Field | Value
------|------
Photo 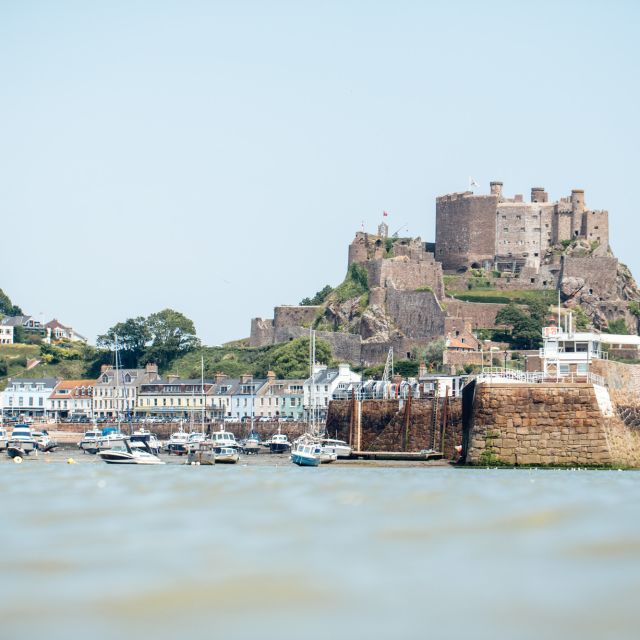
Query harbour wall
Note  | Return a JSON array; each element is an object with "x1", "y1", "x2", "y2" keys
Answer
[
  {"x1": 326, "y1": 398, "x2": 463, "y2": 459},
  {"x1": 463, "y1": 381, "x2": 640, "y2": 467}
]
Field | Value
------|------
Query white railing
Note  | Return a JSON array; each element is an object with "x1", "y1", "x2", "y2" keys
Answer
[{"x1": 473, "y1": 367, "x2": 606, "y2": 387}]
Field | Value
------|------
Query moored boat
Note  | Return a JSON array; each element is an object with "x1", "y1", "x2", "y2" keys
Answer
[
  {"x1": 0, "y1": 425, "x2": 8, "y2": 451},
  {"x1": 209, "y1": 427, "x2": 238, "y2": 450},
  {"x1": 97, "y1": 438, "x2": 164, "y2": 465},
  {"x1": 270, "y1": 430, "x2": 291, "y2": 454},
  {"x1": 6, "y1": 424, "x2": 37, "y2": 456},
  {"x1": 131, "y1": 428, "x2": 162, "y2": 455},
  {"x1": 320, "y1": 438, "x2": 351, "y2": 459},
  {"x1": 290, "y1": 442, "x2": 320, "y2": 467},
  {"x1": 165, "y1": 428, "x2": 189, "y2": 455},
  {"x1": 78, "y1": 429, "x2": 102, "y2": 454}
]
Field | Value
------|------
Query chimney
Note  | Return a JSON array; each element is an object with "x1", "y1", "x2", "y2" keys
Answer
[
  {"x1": 418, "y1": 362, "x2": 428, "y2": 379},
  {"x1": 514, "y1": 194, "x2": 524, "y2": 203},
  {"x1": 338, "y1": 363, "x2": 350, "y2": 376},
  {"x1": 240, "y1": 373, "x2": 253, "y2": 384},
  {"x1": 100, "y1": 364, "x2": 110, "y2": 373},
  {"x1": 489, "y1": 181, "x2": 503, "y2": 200},
  {"x1": 531, "y1": 187, "x2": 548, "y2": 203},
  {"x1": 214, "y1": 372, "x2": 227, "y2": 384},
  {"x1": 167, "y1": 374, "x2": 179, "y2": 382},
  {"x1": 145, "y1": 363, "x2": 158, "y2": 375},
  {"x1": 267, "y1": 370, "x2": 276, "y2": 382}
]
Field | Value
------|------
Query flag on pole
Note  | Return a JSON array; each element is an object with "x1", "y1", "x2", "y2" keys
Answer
[
  {"x1": 469, "y1": 177, "x2": 479, "y2": 188},
  {"x1": 383, "y1": 211, "x2": 388, "y2": 217}
]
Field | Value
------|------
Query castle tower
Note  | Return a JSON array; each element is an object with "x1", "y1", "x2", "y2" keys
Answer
[
  {"x1": 490, "y1": 181, "x2": 504, "y2": 201},
  {"x1": 571, "y1": 189, "x2": 585, "y2": 238},
  {"x1": 531, "y1": 187, "x2": 548, "y2": 203},
  {"x1": 377, "y1": 222, "x2": 389, "y2": 238}
]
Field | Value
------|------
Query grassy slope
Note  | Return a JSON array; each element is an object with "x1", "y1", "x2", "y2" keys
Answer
[{"x1": 447, "y1": 289, "x2": 556, "y2": 305}]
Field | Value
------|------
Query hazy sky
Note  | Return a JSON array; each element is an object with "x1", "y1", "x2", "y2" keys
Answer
[{"x1": 2, "y1": 1, "x2": 639, "y2": 345}]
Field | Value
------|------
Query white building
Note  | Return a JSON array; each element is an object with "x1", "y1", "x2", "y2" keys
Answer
[
  {"x1": 0, "y1": 324, "x2": 13, "y2": 344},
  {"x1": 48, "y1": 380, "x2": 94, "y2": 419},
  {"x1": 44, "y1": 319, "x2": 87, "y2": 343},
  {"x1": 93, "y1": 364, "x2": 160, "y2": 419},
  {"x1": 539, "y1": 327, "x2": 624, "y2": 377},
  {"x1": 229, "y1": 374, "x2": 267, "y2": 420},
  {"x1": 255, "y1": 372, "x2": 305, "y2": 420},
  {"x1": 2, "y1": 378, "x2": 58, "y2": 417},
  {"x1": 304, "y1": 363, "x2": 361, "y2": 418}
]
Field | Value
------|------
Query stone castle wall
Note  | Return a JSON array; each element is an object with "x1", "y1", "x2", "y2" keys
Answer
[
  {"x1": 442, "y1": 300, "x2": 506, "y2": 329},
  {"x1": 249, "y1": 318, "x2": 275, "y2": 347},
  {"x1": 435, "y1": 192, "x2": 498, "y2": 270},
  {"x1": 464, "y1": 382, "x2": 640, "y2": 467},
  {"x1": 273, "y1": 325, "x2": 362, "y2": 363},
  {"x1": 385, "y1": 289, "x2": 445, "y2": 339},
  {"x1": 563, "y1": 256, "x2": 618, "y2": 299},
  {"x1": 366, "y1": 256, "x2": 445, "y2": 298},
  {"x1": 273, "y1": 305, "x2": 322, "y2": 331}
]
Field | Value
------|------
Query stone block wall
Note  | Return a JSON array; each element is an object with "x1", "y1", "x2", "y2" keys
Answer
[
  {"x1": 442, "y1": 300, "x2": 506, "y2": 329},
  {"x1": 464, "y1": 382, "x2": 640, "y2": 467},
  {"x1": 273, "y1": 305, "x2": 322, "y2": 331},
  {"x1": 326, "y1": 398, "x2": 463, "y2": 458},
  {"x1": 367, "y1": 256, "x2": 445, "y2": 298},
  {"x1": 562, "y1": 256, "x2": 618, "y2": 299},
  {"x1": 273, "y1": 325, "x2": 362, "y2": 363},
  {"x1": 249, "y1": 318, "x2": 275, "y2": 347},
  {"x1": 385, "y1": 289, "x2": 445, "y2": 339}
]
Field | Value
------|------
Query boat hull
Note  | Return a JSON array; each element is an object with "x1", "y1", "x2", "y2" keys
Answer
[
  {"x1": 291, "y1": 453, "x2": 320, "y2": 467},
  {"x1": 97, "y1": 451, "x2": 164, "y2": 465},
  {"x1": 270, "y1": 443, "x2": 291, "y2": 454},
  {"x1": 7, "y1": 446, "x2": 26, "y2": 459}
]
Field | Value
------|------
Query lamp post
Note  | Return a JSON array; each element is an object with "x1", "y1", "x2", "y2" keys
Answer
[{"x1": 503, "y1": 350, "x2": 508, "y2": 371}]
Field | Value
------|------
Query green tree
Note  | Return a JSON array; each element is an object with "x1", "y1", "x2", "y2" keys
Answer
[
  {"x1": 144, "y1": 309, "x2": 200, "y2": 369},
  {"x1": 0, "y1": 288, "x2": 22, "y2": 316},
  {"x1": 300, "y1": 285, "x2": 333, "y2": 306},
  {"x1": 495, "y1": 303, "x2": 544, "y2": 349},
  {"x1": 604, "y1": 318, "x2": 628, "y2": 335},
  {"x1": 13, "y1": 325, "x2": 27, "y2": 344},
  {"x1": 257, "y1": 337, "x2": 332, "y2": 379},
  {"x1": 97, "y1": 316, "x2": 150, "y2": 368}
]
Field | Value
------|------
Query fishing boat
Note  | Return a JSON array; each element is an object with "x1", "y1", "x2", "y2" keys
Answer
[
  {"x1": 290, "y1": 442, "x2": 321, "y2": 467},
  {"x1": 213, "y1": 446, "x2": 239, "y2": 464},
  {"x1": 165, "y1": 428, "x2": 189, "y2": 455},
  {"x1": 241, "y1": 433, "x2": 261, "y2": 455},
  {"x1": 209, "y1": 427, "x2": 238, "y2": 449},
  {"x1": 78, "y1": 428, "x2": 103, "y2": 454},
  {"x1": 269, "y1": 429, "x2": 291, "y2": 454},
  {"x1": 294, "y1": 433, "x2": 338, "y2": 463},
  {"x1": 6, "y1": 424, "x2": 37, "y2": 457},
  {"x1": 97, "y1": 438, "x2": 164, "y2": 465}
]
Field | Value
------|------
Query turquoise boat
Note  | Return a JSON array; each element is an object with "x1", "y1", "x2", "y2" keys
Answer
[{"x1": 291, "y1": 443, "x2": 321, "y2": 467}]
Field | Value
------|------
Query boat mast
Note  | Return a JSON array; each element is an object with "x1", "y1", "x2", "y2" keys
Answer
[
  {"x1": 115, "y1": 334, "x2": 122, "y2": 432},
  {"x1": 201, "y1": 354, "x2": 205, "y2": 434}
]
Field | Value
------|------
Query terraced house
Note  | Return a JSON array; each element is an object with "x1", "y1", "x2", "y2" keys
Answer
[
  {"x1": 255, "y1": 371, "x2": 305, "y2": 420},
  {"x1": 1, "y1": 377, "x2": 58, "y2": 417},
  {"x1": 48, "y1": 380, "x2": 94, "y2": 420},
  {"x1": 136, "y1": 376, "x2": 214, "y2": 420},
  {"x1": 93, "y1": 363, "x2": 160, "y2": 419}
]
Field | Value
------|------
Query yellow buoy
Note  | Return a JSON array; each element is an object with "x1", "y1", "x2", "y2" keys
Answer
[
  {"x1": 13, "y1": 456, "x2": 23, "y2": 464},
  {"x1": 67, "y1": 458, "x2": 76, "y2": 465}
]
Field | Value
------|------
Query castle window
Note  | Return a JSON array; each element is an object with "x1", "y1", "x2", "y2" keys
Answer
[
  {"x1": 516, "y1": 215, "x2": 521, "y2": 220},
  {"x1": 530, "y1": 279, "x2": 535, "y2": 284},
  {"x1": 594, "y1": 226, "x2": 599, "y2": 230},
  {"x1": 503, "y1": 227, "x2": 508, "y2": 232},
  {"x1": 534, "y1": 253, "x2": 539, "y2": 257},
  {"x1": 520, "y1": 227, "x2": 525, "y2": 232},
  {"x1": 502, "y1": 215, "x2": 506, "y2": 220}
]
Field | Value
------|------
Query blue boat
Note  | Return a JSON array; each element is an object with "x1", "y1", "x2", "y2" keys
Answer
[{"x1": 291, "y1": 443, "x2": 321, "y2": 467}]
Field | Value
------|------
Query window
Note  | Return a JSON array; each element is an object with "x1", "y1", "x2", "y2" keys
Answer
[{"x1": 503, "y1": 227, "x2": 509, "y2": 232}]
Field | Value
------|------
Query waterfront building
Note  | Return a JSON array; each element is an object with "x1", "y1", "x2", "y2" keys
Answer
[
  {"x1": 229, "y1": 374, "x2": 267, "y2": 421},
  {"x1": 0, "y1": 323, "x2": 13, "y2": 344},
  {"x1": 255, "y1": 371, "x2": 305, "y2": 420},
  {"x1": 205, "y1": 375, "x2": 239, "y2": 420},
  {"x1": 2, "y1": 377, "x2": 58, "y2": 417},
  {"x1": 48, "y1": 380, "x2": 94, "y2": 420},
  {"x1": 136, "y1": 376, "x2": 214, "y2": 420},
  {"x1": 304, "y1": 363, "x2": 361, "y2": 419},
  {"x1": 93, "y1": 363, "x2": 160, "y2": 419}
]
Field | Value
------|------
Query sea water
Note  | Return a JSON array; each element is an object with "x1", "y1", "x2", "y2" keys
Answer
[{"x1": 0, "y1": 457, "x2": 638, "y2": 640}]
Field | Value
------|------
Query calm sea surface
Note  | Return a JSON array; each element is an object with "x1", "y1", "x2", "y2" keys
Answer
[{"x1": 1, "y1": 454, "x2": 639, "y2": 640}]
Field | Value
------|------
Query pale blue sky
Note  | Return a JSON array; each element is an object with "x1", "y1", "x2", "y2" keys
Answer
[{"x1": 1, "y1": 0, "x2": 639, "y2": 344}]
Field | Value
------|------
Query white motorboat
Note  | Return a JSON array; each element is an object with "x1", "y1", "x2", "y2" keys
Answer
[
  {"x1": 214, "y1": 446, "x2": 239, "y2": 464},
  {"x1": 32, "y1": 430, "x2": 57, "y2": 452},
  {"x1": 78, "y1": 429, "x2": 103, "y2": 454},
  {"x1": 241, "y1": 434, "x2": 261, "y2": 455},
  {"x1": 165, "y1": 428, "x2": 189, "y2": 455},
  {"x1": 97, "y1": 438, "x2": 164, "y2": 465},
  {"x1": 320, "y1": 438, "x2": 351, "y2": 459},
  {"x1": 96, "y1": 428, "x2": 126, "y2": 452},
  {"x1": 186, "y1": 431, "x2": 207, "y2": 452},
  {"x1": 294, "y1": 433, "x2": 338, "y2": 463},
  {"x1": 209, "y1": 428, "x2": 238, "y2": 449},
  {"x1": 131, "y1": 428, "x2": 162, "y2": 455},
  {"x1": 0, "y1": 425, "x2": 8, "y2": 451},
  {"x1": 7, "y1": 424, "x2": 37, "y2": 457}
]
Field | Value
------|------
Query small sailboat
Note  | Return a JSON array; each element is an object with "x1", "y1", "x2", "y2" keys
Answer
[{"x1": 97, "y1": 438, "x2": 164, "y2": 465}]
